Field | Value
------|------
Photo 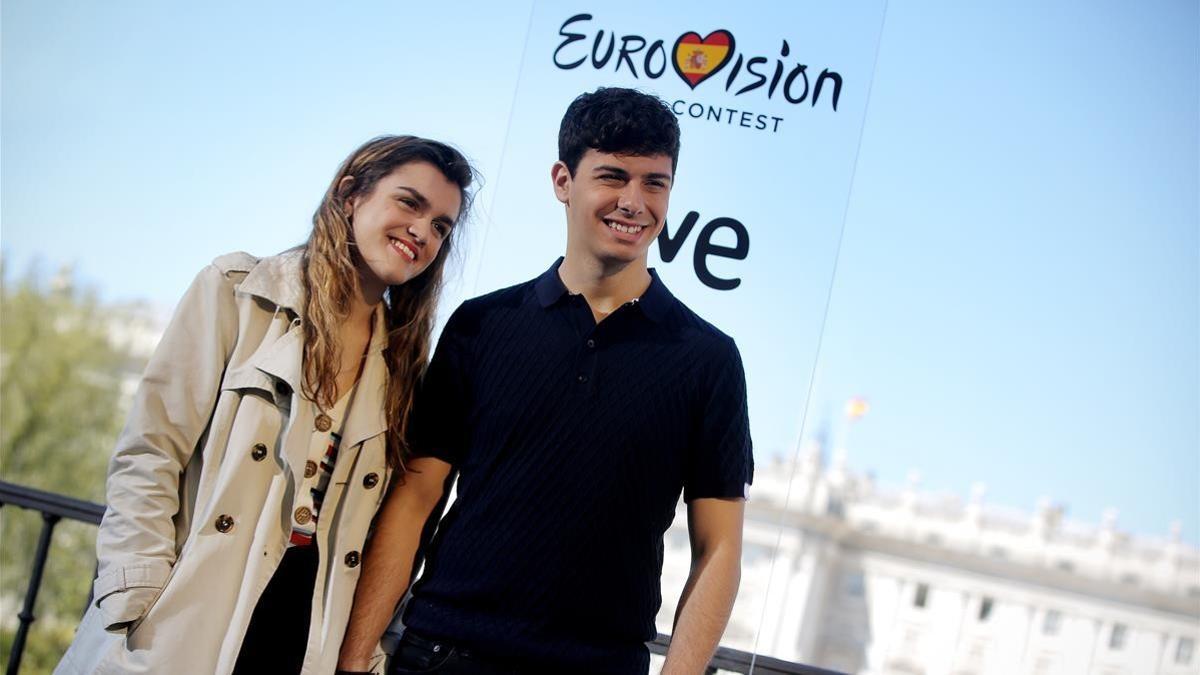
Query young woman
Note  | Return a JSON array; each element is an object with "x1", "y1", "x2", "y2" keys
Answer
[{"x1": 56, "y1": 136, "x2": 475, "y2": 675}]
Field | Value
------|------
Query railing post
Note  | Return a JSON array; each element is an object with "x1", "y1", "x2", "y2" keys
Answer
[{"x1": 8, "y1": 511, "x2": 61, "y2": 675}]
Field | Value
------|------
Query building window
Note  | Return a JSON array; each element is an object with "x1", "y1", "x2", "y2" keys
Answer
[
  {"x1": 1055, "y1": 560, "x2": 1075, "y2": 572},
  {"x1": 978, "y1": 597, "x2": 994, "y2": 621},
  {"x1": 1177, "y1": 637, "x2": 1195, "y2": 664},
  {"x1": 913, "y1": 583, "x2": 929, "y2": 608},
  {"x1": 1109, "y1": 623, "x2": 1127, "y2": 650},
  {"x1": 1042, "y1": 610, "x2": 1061, "y2": 635},
  {"x1": 842, "y1": 570, "x2": 865, "y2": 598}
]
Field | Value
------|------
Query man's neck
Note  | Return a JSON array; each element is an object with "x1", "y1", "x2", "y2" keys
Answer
[{"x1": 558, "y1": 253, "x2": 652, "y2": 319}]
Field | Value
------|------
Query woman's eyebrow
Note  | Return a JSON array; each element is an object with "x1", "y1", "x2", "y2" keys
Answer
[{"x1": 394, "y1": 186, "x2": 430, "y2": 208}]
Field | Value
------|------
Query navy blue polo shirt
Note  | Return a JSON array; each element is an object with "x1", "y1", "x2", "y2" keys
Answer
[{"x1": 403, "y1": 258, "x2": 753, "y2": 674}]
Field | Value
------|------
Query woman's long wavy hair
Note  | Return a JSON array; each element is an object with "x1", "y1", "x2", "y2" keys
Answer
[{"x1": 301, "y1": 135, "x2": 475, "y2": 472}]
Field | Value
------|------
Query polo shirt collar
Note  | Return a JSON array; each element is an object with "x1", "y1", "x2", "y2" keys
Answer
[{"x1": 534, "y1": 257, "x2": 673, "y2": 324}]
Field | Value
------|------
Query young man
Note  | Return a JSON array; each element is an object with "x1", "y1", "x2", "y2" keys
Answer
[{"x1": 338, "y1": 87, "x2": 753, "y2": 674}]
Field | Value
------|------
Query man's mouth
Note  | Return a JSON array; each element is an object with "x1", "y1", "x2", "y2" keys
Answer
[
  {"x1": 388, "y1": 237, "x2": 418, "y2": 261},
  {"x1": 604, "y1": 218, "x2": 647, "y2": 235}
]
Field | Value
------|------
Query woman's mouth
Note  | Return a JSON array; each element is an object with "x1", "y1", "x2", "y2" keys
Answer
[{"x1": 388, "y1": 237, "x2": 417, "y2": 261}]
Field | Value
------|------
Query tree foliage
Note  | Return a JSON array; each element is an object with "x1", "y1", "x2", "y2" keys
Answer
[{"x1": 0, "y1": 258, "x2": 149, "y2": 673}]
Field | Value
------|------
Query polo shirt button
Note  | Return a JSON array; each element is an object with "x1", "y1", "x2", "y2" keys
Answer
[
  {"x1": 294, "y1": 506, "x2": 312, "y2": 525},
  {"x1": 304, "y1": 460, "x2": 318, "y2": 478},
  {"x1": 344, "y1": 551, "x2": 360, "y2": 568},
  {"x1": 577, "y1": 374, "x2": 588, "y2": 383},
  {"x1": 586, "y1": 339, "x2": 596, "y2": 349},
  {"x1": 363, "y1": 473, "x2": 379, "y2": 489},
  {"x1": 315, "y1": 414, "x2": 332, "y2": 432},
  {"x1": 274, "y1": 381, "x2": 291, "y2": 397},
  {"x1": 250, "y1": 443, "x2": 267, "y2": 461},
  {"x1": 214, "y1": 514, "x2": 234, "y2": 533}
]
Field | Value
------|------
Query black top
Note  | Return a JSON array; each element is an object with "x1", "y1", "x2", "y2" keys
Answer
[{"x1": 404, "y1": 259, "x2": 753, "y2": 674}]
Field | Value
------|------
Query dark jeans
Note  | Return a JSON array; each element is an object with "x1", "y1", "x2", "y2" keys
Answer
[
  {"x1": 233, "y1": 544, "x2": 319, "y2": 675},
  {"x1": 388, "y1": 629, "x2": 524, "y2": 675}
]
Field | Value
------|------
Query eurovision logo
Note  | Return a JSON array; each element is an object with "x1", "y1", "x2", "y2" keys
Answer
[{"x1": 553, "y1": 14, "x2": 844, "y2": 113}]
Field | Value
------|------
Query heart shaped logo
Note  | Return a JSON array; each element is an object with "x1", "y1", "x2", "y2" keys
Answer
[{"x1": 672, "y1": 30, "x2": 735, "y2": 90}]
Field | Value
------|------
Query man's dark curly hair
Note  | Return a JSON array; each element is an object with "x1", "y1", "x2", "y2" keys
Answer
[{"x1": 558, "y1": 87, "x2": 681, "y2": 176}]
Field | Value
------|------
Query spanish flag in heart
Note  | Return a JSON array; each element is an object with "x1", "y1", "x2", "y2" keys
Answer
[{"x1": 672, "y1": 30, "x2": 735, "y2": 89}]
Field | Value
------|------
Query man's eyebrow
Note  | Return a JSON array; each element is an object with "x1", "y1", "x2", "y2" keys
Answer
[
  {"x1": 645, "y1": 172, "x2": 673, "y2": 183},
  {"x1": 592, "y1": 165, "x2": 630, "y2": 176},
  {"x1": 394, "y1": 185, "x2": 430, "y2": 208}
]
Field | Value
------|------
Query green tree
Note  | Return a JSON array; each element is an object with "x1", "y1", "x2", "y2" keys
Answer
[{"x1": 0, "y1": 258, "x2": 148, "y2": 673}]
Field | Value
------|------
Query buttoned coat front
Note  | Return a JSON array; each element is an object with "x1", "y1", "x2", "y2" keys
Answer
[{"x1": 56, "y1": 250, "x2": 392, "y2": 675}]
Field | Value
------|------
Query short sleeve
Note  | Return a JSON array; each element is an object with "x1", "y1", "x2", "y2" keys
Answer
[
  {"x1": 684, "y1": 336, "x2": 754, "y2": 502},
  {"x1": 407, "y1": 305, "x2": 474, "y2": 465}
]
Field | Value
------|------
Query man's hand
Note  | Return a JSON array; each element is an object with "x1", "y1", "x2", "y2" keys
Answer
[
  {"x1": 337, "y1": 456, "x2": 453, "y2": 671},
  {"x1": 661, "y1": 497, "x2": 745, "y2": 675}
]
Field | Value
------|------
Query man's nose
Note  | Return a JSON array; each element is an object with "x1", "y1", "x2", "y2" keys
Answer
[{"x1": 617, "y1": 184, "x2": 645, "y2": 215}]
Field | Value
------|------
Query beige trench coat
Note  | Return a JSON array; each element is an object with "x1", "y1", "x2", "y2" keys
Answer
[{"x1": 57, "y1": 250, "x2": 392, "y2": 675}]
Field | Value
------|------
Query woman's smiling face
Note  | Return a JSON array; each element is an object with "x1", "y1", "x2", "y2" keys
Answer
[{"x1": 346, "y1": 160, "x2": 462, "y2": 295}]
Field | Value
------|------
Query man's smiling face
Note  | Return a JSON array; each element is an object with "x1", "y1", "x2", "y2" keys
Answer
[{"x1": 553, "y1": 149, "x2": 674, "y2": 267}]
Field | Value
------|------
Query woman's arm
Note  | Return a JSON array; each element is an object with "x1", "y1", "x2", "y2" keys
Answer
[{"x1": 93, "y1": 261, "x2": 241, "y2": 631}]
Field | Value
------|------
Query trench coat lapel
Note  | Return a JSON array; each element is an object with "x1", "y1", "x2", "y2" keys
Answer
[
  {"x1": 249, "y1": 326, "x2": 304, "y2": 400},
  {"x1": 341, "y1": 307, "x2": 389, "y2": 452},
  {"x1": 236, "y1": 250, "x2": 387, "y2": 458},
  {"x1": 235, "y1": 250, "x2": 306, "y2": 397}
]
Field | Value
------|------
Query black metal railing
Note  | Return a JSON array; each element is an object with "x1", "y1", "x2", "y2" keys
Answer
[
  {"x1": 0, "y1": 480, "x2": 834, "y2": 675},
  {"x1": 647, "y1": 635, "x2": 842, "y2": 674},
  {"x1": 0, "y1": 480, "x2": 105, "y2": 675}
]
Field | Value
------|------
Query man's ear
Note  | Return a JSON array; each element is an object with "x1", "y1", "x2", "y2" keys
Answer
[
  {"x1": 337, "y1": 176, "x2": 356, "y2": 216},
  {"x1": 550, "y1": 161, "x2": 573, "y2": 205}
]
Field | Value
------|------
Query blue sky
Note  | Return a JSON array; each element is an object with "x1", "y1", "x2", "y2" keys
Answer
[{"x1": 3, "y1": 0, "x2": 1196, "y2": 549}]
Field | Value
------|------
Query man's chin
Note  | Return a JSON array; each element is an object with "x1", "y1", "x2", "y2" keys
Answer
[{"x1": 595, "y1": 248, "x2": 648, "y2": 269}]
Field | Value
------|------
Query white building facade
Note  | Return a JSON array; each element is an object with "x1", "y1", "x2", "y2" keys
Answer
[{"x1": 656, "y1": 442, "x2": 1200, "y2": 675}]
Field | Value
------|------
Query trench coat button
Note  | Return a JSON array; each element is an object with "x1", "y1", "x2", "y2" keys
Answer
[
  {"x1": 363, "y1": 473, "x2": 380, "y2": 489},
  {"x1": 344, "y1": 551, "x2": 360, "y2": 568},
  {"x1": 250, "y1": 443, "x2": 268, "y2": 461},
  {"x1": 215, "y1": 514, "x2": 234, "y2": 533},
  {"x1": 294, "y1": 506, "x2": 312, "y2": 525},
  {"x1": 275, "y1": 381, "x2": 291, "y2": 397},
  {"x1": 304, "y1": 460, "x2": 318, "y2": 478},
  {"x1": 315, "y1": 413, "x2": 332, "y2": 432}
]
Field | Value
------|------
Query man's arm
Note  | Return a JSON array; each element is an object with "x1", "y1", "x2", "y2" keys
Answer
[
  {"x1": 337, "y1": 456, "x2": 453, "y2": 671},
  {"x1": 662, "y1": 497, "x2": 746, "y2": 675}
]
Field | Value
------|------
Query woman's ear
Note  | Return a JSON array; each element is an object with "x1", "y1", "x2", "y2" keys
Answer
[{"x1": 338, "y1": 176, "x2": 356, "y2": 216}]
